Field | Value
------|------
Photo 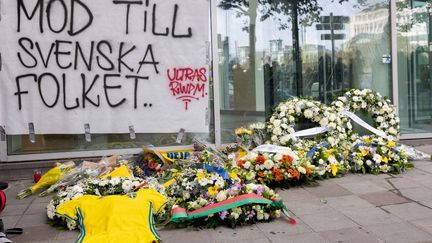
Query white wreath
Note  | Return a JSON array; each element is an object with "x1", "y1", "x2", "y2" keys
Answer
[
  {"x1": 267, "y1": 98, "x2": 352, "y2": 147},
  {"x1": 332, "y1": 89, "x2": 400, "y2": 139}
]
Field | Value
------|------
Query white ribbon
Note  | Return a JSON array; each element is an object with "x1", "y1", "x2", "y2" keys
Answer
[
  {"x1": 341, "y1": 111, "x2": 388, "y2": 139},
  {"x1": 282, "y1": 127, "x2": 331, "y2": 139},
  {"x1": 252, "y1": 144, "x2": 299, "y2": 160}
]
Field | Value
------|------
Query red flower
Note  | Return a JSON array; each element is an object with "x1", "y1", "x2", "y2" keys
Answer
[
  {"x1": 237, "y1": 159, "x2": 246, "y2": 167},
  {"x1": 256, "y1": 155, "x2": 266, "y2": 165},
  {"x1": 282, "y1": 155, "x2": 293, "y2": 165}
]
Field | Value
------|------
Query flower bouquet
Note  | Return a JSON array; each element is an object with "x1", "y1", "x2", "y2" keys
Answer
[
  {"x1": 39, "y1": 155, "x2": 120, "y2": 197},
  {"x1": 165, "y1": 166, "x2": 292, "y2": 228},
  {"x1": 17, "y1": 161, "x2": 76, "y2": 199},
  {"x1": 235, "y1": 151, "x2": 316, "y2": 187},
  {"x1": 349, "y1": 136, "x2": 413, "y2": 174}
]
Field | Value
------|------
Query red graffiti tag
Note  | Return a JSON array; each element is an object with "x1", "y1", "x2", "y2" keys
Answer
[{"x1": 167, "y1": 67, "x2": 208, "y2": 110}]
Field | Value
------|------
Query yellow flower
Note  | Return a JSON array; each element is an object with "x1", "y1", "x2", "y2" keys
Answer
[
  {"x1": 208, "y1": 185, "x2": 220, "y2": 196},
  {"x1": 229, "y1": 172, "x2": 238, "y2": 179},
  {"x1": 297, "y1": 150, "x2": 305, "y2": 156},
  {"x1": 382, "y1": 156, "x2": 389, "y2": 164},
  {"x1": 363, "y1": 137, "x2": 372, "y2": 143},
  {"x1": 387, "y1": 141, "x2": 396, "y2": 148},
  {"x1": 360, "y1": 149, "x2": 369, "y2": 157},
  {"x1": 235, "y1": 127, "x2": 252, "y2": 135},
  {"x1": 325, "y1": 149, "x2": 335, "y2": 158},
  {"x1": 330, "y1": 164, "x2": 338, "y2": 177},
  {"x1": 196, "y1": 172, "x2": 205, "y2": 180}
]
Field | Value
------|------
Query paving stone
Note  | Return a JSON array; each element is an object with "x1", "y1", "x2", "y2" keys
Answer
[
  {"x1": 277, "y1": 187, "x2": 318, "y2": 202},
  {"x1": 214, "y1": 237, "x2": 271, "y2": 243},
  {"x1": 33, "y1": 195, "x2": 54, "y2": 204},
  {"x1": 338, "y1": 181, "x2": 388, "y2": 195},
  {"x1": 56, "y1": 229, "x2": 79, "y2": 240},
  {"x1": 319, "y1": 227, "x2": 384, "y2": 243},
  {"x1": 300, "y1": 211, "x2": 358, "y2": 232},
  {"x1": 388, "y1": 177, "x2": 422, "y2": 190},
  {"x1": 324, "y1": 195, "x2": 375, "y2": 212},
  {"x1": 342, "y1": 207, "x2": 403, "y2": 226},
  {"x1": 286, "y1": 198, "x2": 334, "y2": 216},
  {"x1": 303, "y1": 182, "x2": 352, "y2": 198},
  {"x1": 1, "y1": 215, "x2": 21, "y2": 228},
  {"x1": 206, "y1": 225, "x2": 263, "y2": 242},
  {"x1": 1, "y1": 204, "x2": 28, "y2": 216},
  {"x1": 6, "y1": 225, "x2": 58, "y2": 243},
  {"x1": 408, "y1": 174, "x2": 432, "y2": 189},
  {"x1": 329, "y1": 174, "x2": 367, "y2": 184},
  {"x1": 25, "y1": 202, "x2": 48, "y2": 215},
  {"x1": 359, "y1": 191, "x2": 410, "y2": 206},
  {"x1": 159, "y1": 228, "x2": 215, "y2": 243},
  {"x1": 382, "y1": 202, "x2": 432, "y2": 221},
  {"x1": 267, "y1": 232, "x2": 328, "y2": 243},
  {"x1": 364, "y1": 222, "x2": 432, "y2": 243},
  {"x1": 399, "y1": 187, "x2": 432, "y2": 202},
  {"x1": 16, "y1": 212, "x2": 49, "y2": 228},
  {"x1": 410, "y1": 217, "x2": 432, "y2": 235},
  {"x1": 256, "y1": 218, "x2": 312, "y2": 236}
]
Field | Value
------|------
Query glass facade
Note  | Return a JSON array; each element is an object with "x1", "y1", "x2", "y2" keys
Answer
[
  {"x1": 3, "y1": 0, "x2": 432, "y2": 159},
  {"x1": 397, "y1": 0, "x2": 432, "y2": 134},
  {"x1": 218, "y1": 0, "x2": 392, "y2": 143}
]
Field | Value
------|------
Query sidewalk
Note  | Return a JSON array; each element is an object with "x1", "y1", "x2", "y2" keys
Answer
[{"x1": 2, "y1": 147, "x2": 432, "y2": 242}]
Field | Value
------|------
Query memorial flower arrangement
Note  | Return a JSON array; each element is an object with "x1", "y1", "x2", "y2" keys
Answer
[
  {"x1": 165, "y1": 166, "x2": 286, "y2": 228},
  {"x1": 234, "y1": 151, "x2": 316, "y2": 186},
  {"x1": 333, "y1": 89, "x2": 400, "y2": 138},
  {"x1": 47, "y1": 177, "x2": 166, "y2": 230},
  {"x1": 349, "y1": 136, "x2": 413, "y2": 174},
  {"x1": 304, "y1": 142, "x2": 349, "y2": 178},
  {"x1": 268, "y1": 97, "x2": 352, "y2": 147}
]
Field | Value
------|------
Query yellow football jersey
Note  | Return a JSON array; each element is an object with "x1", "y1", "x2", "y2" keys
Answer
[{"x1": 56, "y1": 188, "x2": 167, "y2": 243}]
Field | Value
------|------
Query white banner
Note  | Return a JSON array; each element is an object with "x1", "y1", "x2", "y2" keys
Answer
[{"x1": 0, "y1": 0, "x2": 210, "y2": 135}]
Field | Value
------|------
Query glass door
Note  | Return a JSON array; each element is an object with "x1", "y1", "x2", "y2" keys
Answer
[{"x1": 397, "y1": 0, "x2": 432, "y2": 134}]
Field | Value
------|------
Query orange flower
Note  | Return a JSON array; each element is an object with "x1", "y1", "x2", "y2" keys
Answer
[
  {"x1": 258, "y1": 172, "x2": 265, "y2": 178},
  {"x1": 272, "y1": 168, "x2": 282, "y2": 175},
  {"x1": 281, "y1": 154, "x2": 293, "y2": 165},
  {"x1": 288, "y1": 168, "x2": 300, "y2": 180},
  {"x1": 275, "y1": 174, "x2": 284, "y2": 182},
  {"x1": 256, "y1": 155, "x2": 266, "y2": 165},
  {"x1": 305, "y1": 167, "x2": 311, "y2": 176},
  {"x1": 237, "y1": 159, "x2": 246, "y2": 167}
]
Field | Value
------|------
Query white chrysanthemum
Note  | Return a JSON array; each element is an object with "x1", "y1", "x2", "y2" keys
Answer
[{"x1": 263, "y1": 159, "x2": 274, "y2": 170}]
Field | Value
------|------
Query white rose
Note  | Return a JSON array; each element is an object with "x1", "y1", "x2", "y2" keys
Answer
[
  {"x1": 318, "y1": 159, "x2": 324, "y2": 165},
  {"x1": 329, "y1": 113, "x2": 336, "y2": 121},
  {"x1": 319, "y1": 118, "x2": 329, "y2": 127},
  {"x1": 264, "y1": 159, "x2": 274, "y2": 170},
  {"x1": 257, "y1": 211, "x2": 265, "y2": 220},
  {"x1": 298, "y1": 167, "x2": 306, "y2": 174},
  {"x1": 335, "y1": 101, "x2": 343, "y2": 107},
  {"x1": 216, "y1": 191, "x2": 228, "y2": 202},
  {"x1": 273, "y1": 127, "x2": 282, "y2": 136},
  {"x1": 243, "y1": 161, "x2": 251, "y2": 169},
  {"x1": 304, "y1": 109, "x2": 313, "y2": 119},
  {"x1": 287, "y1": 127, "x2": 295, "y2": 134},
  {"x1": 288, "y1": 116, "x2": 295, "y2": 122},
  {"x1": 327, "y1": 137, "x2": 336, "y2": 146},
  {"x1": 388, "y1": 127, "x2": 397, "y2": 135},
  {"x1": 274, "y1": 154, "x2": 283, "y2": 161},
  {"x1": 352, "y1": 96, "x2": 360, "y2": 102},
  {"x1": 230, "y1": 212, "x2": 239, "y2": 220},
  {"x1": 273, "y1": 119, "x2": 282, "y2": 127},
  {"x1": 373, "y1": 154, "x2": 382, "y2": 163},
  {"x1": 376, "y1": 116, "x2": 384, "y2": 123}
]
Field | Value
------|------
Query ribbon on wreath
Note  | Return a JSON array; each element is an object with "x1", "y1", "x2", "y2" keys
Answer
[{"x1": 170, "y1": 193, "x2": 296, "y2": 225}]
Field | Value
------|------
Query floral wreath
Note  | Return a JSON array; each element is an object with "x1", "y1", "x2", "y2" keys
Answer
[
  {"x1": 332, "y1": 89, "x2": 400, "y2": 138},
  {"x1": 267, "y1": 97, "x2": 352, "y2": 147}
]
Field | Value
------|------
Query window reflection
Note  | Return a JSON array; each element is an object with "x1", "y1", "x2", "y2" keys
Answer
[{"x1": 218, "y1": 0, "x2": 392, "y2": 143}]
